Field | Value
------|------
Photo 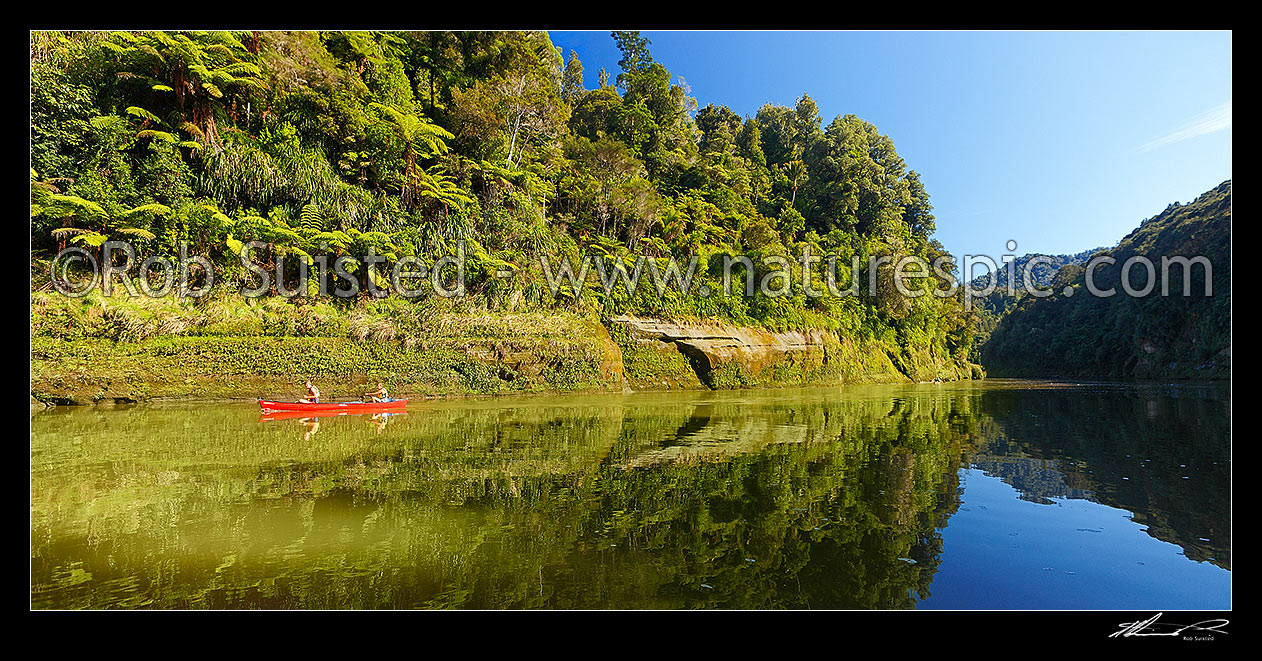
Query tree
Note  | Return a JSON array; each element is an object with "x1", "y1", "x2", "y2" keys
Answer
[
  {"x1": 560, "y1": 135, "x2": 658, "y2": 241},
  {"x1": 755, "y1": 95, "x2": 824, "y2": 167},
  {"x1": 35, "y1": 177, "x2": 165, "y2": 253},
  {"x1": 497, "y1": 71, "x2": 566, "y2": 168},
  {"x1": 611, "y1": 31, "x2": 653, "y2": 90},
  {"x1": 446, "y1": 33, "x2": 567, "y2": 170},
  {"x1": 369, "y1": 102, "x2": 456, "y2": 209},
  {"x1": 736, "y1": 117, "x2": 766, "y2": 167},
  {"x1": 695, "y1": 104, "x2": 742, "y2": 154},
  {"x1": 569, "y1": 88, "x2": 622, "y2": 141},
  {"x1": 101, "y1": 31, "x2": 266, "y2": 149},
  {"x1": 409, "y1": 31, "x2": 462, "y2": 112},
  {"x1": 902, "y1": 171, "x2": 935, "y2": 241},
  {"x1": 562, "y1": 50, "x2": 585, "y2": 104},
  {"x1": 781, "y1": 150, "x2": 809, "y2": 206}
]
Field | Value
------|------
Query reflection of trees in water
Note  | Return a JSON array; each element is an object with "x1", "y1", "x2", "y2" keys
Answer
[
  {"x1": 975, "y1": 384, "x2": 1231, "y2": 569},
  {"x1": 34, "y1": 383, "x2": 1226, "y2": 609},
  {"x1": 968, "y1": 455, "x2": 1093, "y2": 504},
  {"x1": 31, "y1": 390, "x2": 987, "y2": 609}
]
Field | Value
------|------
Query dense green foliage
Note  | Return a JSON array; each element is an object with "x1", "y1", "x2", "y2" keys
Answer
[
  {"x1": 31, "y1": 30, "x2": 978, "y2": 378},
  {"x1": 981, "y1": 181, "x2": 1230, "y2": 378}
]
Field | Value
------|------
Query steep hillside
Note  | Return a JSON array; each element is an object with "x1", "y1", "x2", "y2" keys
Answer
[
  {"x1": 981, "y1": 181, "x2": 1230, "y2": 379},
  {"x1": 31, "y1": 31, "x2": 981, "y2": 400}
]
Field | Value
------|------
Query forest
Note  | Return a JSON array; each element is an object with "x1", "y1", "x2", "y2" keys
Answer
[{"x1": 30, "y1": 30, "x2": 978, "y2": 385}]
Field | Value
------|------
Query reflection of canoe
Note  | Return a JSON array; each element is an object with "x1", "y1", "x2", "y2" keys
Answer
[
  {"x1": 260, "y1": 409, "x2": 408, "y2": 422},
  {"x1": 258, "y1": 399, "x2": 408, "y2": 413}
]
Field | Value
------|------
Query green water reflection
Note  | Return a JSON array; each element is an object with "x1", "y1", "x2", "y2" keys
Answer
[{"x1": 30, "y1": 381, "x2": 1230, "y2": 609}]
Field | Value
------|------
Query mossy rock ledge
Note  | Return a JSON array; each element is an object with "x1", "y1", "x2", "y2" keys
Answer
[{"x1": 607, "y1": 315, "x2": 925, "y2": 390}]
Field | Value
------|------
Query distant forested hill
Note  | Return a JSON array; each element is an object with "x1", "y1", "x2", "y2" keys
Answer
[
  {"x1": 969, "y1": 247, "x2": 1106, "y2": 294},
  {"x1": 980, "y1": 181, "x2": 1230, "y2": 378},
  {"x1": 967, "y1": 247, "x2": 1104, "y2": 358}
]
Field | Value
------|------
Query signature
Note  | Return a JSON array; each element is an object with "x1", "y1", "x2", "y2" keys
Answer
[{"x1": 1110, "y1": 613, "x2": 1229, "y2": 638}]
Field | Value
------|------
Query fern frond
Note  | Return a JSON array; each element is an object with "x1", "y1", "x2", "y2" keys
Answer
[
  {"x1": 269, "y1": 226, "x2": 305, "y2": 246},
  {"x1": 122, "y1": 203, "x2": 172, "y2": 219},
  {"x1": 137, "y1": 130, "x2": 178, "y2": 143},
  {"x1": 89, "y1": 115, "x2": 129, "y2": 132},
  {"x1": 178, "y1": 121, "x2": 205, "y2": 139},
  {"x1": 203, "y1": 43, "x2": 234, "y2": 59},
  {"x1": 225, "y1": 234, "x2": 245, "y2": 257},
  {"x1": 126, "y1": 107, "x2": 162, "y2": 124},
  {"x1": 116, "y1": 227, "x2": 157, "y2": 241},
  {"x1": 40, "y1": 194, "x2": 109, "y2": 222},
  {"x1": 299, "y1": 204, "x2": 326, "y2": 232},
  {"x1": 69, "y1": 231, "x2": 109, "y2": 248}
]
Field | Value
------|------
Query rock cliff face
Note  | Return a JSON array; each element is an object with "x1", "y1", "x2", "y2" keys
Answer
[
  {"x1": 614, "y1": 316, "x2": 824, "y2": 362},
  {"x1": 608, "y1": 315, "x2": 916, "y2": 389}
]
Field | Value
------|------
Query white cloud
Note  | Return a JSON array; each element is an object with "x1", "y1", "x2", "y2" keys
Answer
[{"x1": 1136, "y1": 100, "x2": 1232, "y2": 153}]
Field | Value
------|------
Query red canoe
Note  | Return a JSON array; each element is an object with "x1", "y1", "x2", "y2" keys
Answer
[
  {"x1": 260, "y1": 409, "x2": 409, "y2": 422},
  {"x1": 259, "y1": 399, "x2": 408, "y2": 413}
]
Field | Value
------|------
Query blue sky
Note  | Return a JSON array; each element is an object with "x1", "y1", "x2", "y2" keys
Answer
[{"x1": 548, "y1": 30, "x2": 1232, "y2": 260}]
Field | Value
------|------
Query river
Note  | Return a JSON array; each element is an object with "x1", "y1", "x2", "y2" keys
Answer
[{"x1": 30, "y1": 379, "x2": 1230, "y2": 610}]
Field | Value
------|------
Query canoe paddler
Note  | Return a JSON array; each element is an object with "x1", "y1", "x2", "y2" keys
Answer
[
  {"x1": 300, "y1": 380, "x2": 321, "y2": 404},
  {"x1": 367, "y1": 382, "x2": 389, "y2": 403}
]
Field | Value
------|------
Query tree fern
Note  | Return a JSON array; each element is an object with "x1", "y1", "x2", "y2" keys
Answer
[
  {"x1": 102, "y1": 31, "x2": 266, "y2": 148},
  {"x1": 369, "y1": 102, "x2": 459, "y2": 210},
  {"x1": 50, "y1": 227, "x2": 92, "y2": 240},
  {"x1": 311, "y1": 231, "x2": 353, "y2": 251},
  {"x1": 416, "y1": 169, "x2": 476, "y2": 211},
  {"x1": 137, "y1": 129, "x2": 179, "y2": 143},
  {"x1": 70, "y1": 231, "x2": 109, "y2": 248},
  {"x1": 277, "y1": 245, "x2": 314, "y2": 266}
]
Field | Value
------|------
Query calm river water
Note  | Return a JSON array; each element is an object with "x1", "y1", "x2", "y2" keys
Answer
[{"x1": 30, "y1": 379, "x2": 1230, "y2": 609}]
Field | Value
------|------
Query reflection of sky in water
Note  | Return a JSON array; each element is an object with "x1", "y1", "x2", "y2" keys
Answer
[{"x1": 918, "y1": 469, "x2": 1230, "y2": 610}]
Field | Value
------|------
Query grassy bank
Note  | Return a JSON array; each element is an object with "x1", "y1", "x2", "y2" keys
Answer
[
  {"x1": 30, "y1": 291, "x2": 622, "y2": 405},
  {"x1": 31, "y1": 289, "x2": 978, "y2": 407}
]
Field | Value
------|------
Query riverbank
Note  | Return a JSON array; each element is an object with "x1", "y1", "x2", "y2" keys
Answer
[{"x1": 30, "y1": 291, "x2": 980, "y2": 407}]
